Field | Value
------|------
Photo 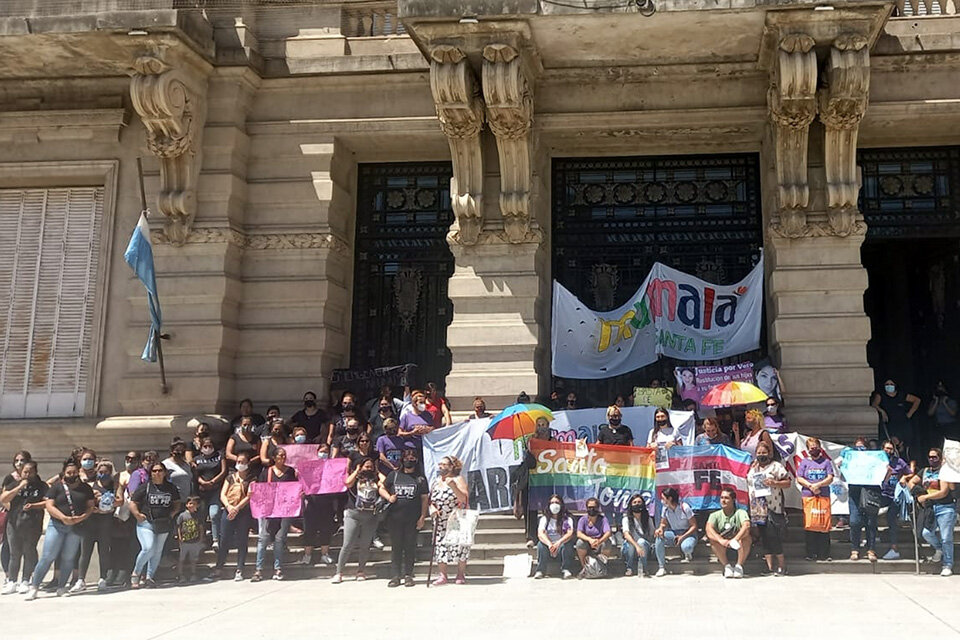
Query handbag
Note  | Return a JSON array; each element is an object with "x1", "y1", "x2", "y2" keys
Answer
[
  {"x1": 441, "y1": 508, "x2": 480, "y2": 547},
  {"x1": 580, "y1": 554, "x2": 609, "y2": 579},
  {"x1": 859, "y1": 486, "x2": 883, "y2": 517},
  {"x1": 802, "y1": 495, "x2": 831, "y2": 532}
]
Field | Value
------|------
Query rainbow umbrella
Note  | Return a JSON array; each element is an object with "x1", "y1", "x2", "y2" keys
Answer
[
  {"x1": 700, "y1": 381, "x2": 769, "y2": 408},
  {"x1": 486, "y1": 403, "x2": 554, "y2": 441}
]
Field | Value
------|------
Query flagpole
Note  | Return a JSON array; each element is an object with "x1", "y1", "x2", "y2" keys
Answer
[{"x1": 137, "y1": 157, "x2": 169, "y2": 395}]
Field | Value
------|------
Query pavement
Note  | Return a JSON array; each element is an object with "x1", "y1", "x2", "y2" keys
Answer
[{"x1": 3, "y1": 572, "x2": 959, "y2": 639}]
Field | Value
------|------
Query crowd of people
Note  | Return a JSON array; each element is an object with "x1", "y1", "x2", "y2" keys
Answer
[{"x1": 1, "y1": 380, "x2": 957, "y2": 602}]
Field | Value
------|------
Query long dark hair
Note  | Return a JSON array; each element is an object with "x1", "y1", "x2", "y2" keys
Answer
[
  {"x1": 544, "y1": 493, "x2": 571, "y2": 532},
  {"x1": 627, "y1": 493, "x2": 651, "y2": 534},
  {"x1": 652, "y1": 408, "x2": 669, "y2": 435}
]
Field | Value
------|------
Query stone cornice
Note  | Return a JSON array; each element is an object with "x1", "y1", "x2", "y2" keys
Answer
[
  {"x1": 151, "y1": 227, "x2": 351, "y2": 255},
  {"x1": 0, "y1": 109, "x2": 127, "y2": 143}
]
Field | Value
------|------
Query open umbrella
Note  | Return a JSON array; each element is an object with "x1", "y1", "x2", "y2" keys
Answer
[
  {"x1": 486, "y1": 403, "x2": 554, "y2": 442},
  {"x1": 700, "y1": 381, "x2": 768, "y2": 408}
]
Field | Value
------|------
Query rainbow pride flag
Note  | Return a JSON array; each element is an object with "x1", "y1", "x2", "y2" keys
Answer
[
  {"x1": 655, "y1": 444, "x2": 751, "y2": 511},
  {"x1": 528, "y1": 439, "x2": 656, "y2": 512}
]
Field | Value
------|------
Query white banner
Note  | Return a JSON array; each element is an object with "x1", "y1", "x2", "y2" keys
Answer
[
  {"x1": 771, "y1": 432, "x2": 850, "y2": 516},
  {"x1": 551, "y1": 255, "x2": 764, "y2": 379},
  {"x1": 941, "y1": 439, "x2": 960, "y2": 483},
  {"x1": 547, "y1": 406, "x2": 695, "y2": 447}
]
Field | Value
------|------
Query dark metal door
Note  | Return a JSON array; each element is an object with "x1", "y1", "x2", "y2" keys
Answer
[
  {"x1": 551, "y1": 154, "x2": 764, "y2": 406},
  {"x1": 351, "y1": 163, "x2": 454, "y2": 389}
]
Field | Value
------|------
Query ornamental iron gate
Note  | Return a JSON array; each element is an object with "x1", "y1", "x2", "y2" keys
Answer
[
  {"x1": 551, "y1": 154, "x2": 765, "y2": 406},
  {"x1": 351, "y1": 163, "x2": 454, "y2": 390}
]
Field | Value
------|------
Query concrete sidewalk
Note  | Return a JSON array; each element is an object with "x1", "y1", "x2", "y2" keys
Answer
[{"x1": 3, "y1": 573, "x2": 959, "y2": 640}]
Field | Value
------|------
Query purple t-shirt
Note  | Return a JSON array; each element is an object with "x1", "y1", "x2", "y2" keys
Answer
[
  {"x1": 577, "y1": 514, "x2": 611, "y2": 539},
  {"x1": 399, "y1": 410, "x2": 432, "y2": 433},
  {"x1": 797, "y1": 456, "x2": 835, "y2": 498},
  {"x1": 375, "y1": 435, "x2": 416, "y2": 473},
  {"x1": 882, "y1": 457, "x2": 910, "y2": 498}
]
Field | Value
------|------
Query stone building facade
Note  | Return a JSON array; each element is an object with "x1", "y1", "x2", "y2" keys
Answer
[{"x1": 0, "y1": 0, "x2": 957, "y2": 460}]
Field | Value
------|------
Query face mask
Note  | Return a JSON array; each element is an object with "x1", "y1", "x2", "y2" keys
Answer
[
  {"x1": 402, "y1": 459, "x2": 417, "y2": 468},
  {"x1": 766, "y1": 406, "x2": 777, "y2": 414},
  {"x1": 756, "y1": 455, "x2": 770, "y2": 464},
  {"x1": 317, "y1": 451, "x2": 329, "y2": 460},
  {"x1": 855, "y1": 445, "x2": 865, "y2": 451},
  {"x1": 885, "y1": 385, "x2": 896, "y2": 394},
  {"x1": 656, "y1": 420, "x2": 668, "y2": 427},
  {"x1": 347, "y1": 428, "x2": 359, "y2": 436},
  {"x1": 417, "y1": 403, "x2": 427, "y2": 412},
  {"x1": 380, "y1": 407, "x2": 391, "y2": 413},
  {"x1": 125, "y1": 462, "x2": 136, "y2": 472},
  {"x1": 174, "y1": 450, "x2": 185, "y2": 458},
  {"x1": 201, "y1": 446, "x2": 214, "y2": 456},
  {"x1": 14, "y1": 460, "x2": 24, "y2": 469},
  {"x1": 887, "y1": 452, "x2": 896, "y2": 461},
  {"x1": 630, "y1": 504, "x2": 644, "y2": 514},
  {"x1": 549, "y1": 503, "x2": 561, "y2": 515},
  {"x1": 342, "y1": 403, "x2": 355, "y2": 412},
  {"x1": 97, "y1": 473, "x2": 110, "y2": 481},
  {"x1": 587, "y1": 507, "x2": 600, "y2": 517},
  {"x1": 609, "y1": 417, "x2": 621, "y2": 426},
  {"x1": 294, "y1": 435, "x2": 307, "y2": 444},
  {"x1": 304, "y1": 400, "x2": 316, "y2": 408},
  {"x1": 197, "y1": 432, "x2": 209, "y2": 440},
  {"x1": 928, "y1": 457, "x2": 940, "y2": 467},
  {"x1": 809, "y1": 448, "x2": 822, "y2": 458},
  {"x1": 236, "y1": 463, "x2": 248, "y2": 472},
  {"x1": 64, "y1": 475, "x2": 79, "y2": 485},
  {"x1": 81, "y1": 459, "x2": 95, "y2": 470}
]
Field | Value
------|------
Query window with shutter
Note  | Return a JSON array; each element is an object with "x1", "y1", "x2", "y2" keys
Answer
[{"x1": 0, "y1": 187, "x2": 103, "y2": 418}]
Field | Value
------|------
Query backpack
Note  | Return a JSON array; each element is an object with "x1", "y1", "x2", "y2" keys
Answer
[{"x1": 580, "y1": 555, "x2": 608, "y2": 579}]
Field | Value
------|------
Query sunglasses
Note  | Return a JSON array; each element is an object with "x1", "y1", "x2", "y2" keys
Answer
[
  {"x1": 929, "y1": 456, "x2": 941, "y2": 460},
  {"x1": 151, "y1": 468, "x2": 166, "y2": 473},
  {"x1": 358, "y1": 439, "x2": 371, "y2": 444},
  {"x1": 14, "y1": 458, "x2": 26, "y2": 463}
]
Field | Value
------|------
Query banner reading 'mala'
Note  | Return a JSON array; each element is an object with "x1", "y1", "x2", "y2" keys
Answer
[{"x1": 552, "y1": 255, "x2": 763, "y2": 379}]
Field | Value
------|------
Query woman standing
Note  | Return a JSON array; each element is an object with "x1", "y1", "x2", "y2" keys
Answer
[
  {"x1": 300, "y1": 443, "x2": 337, "y2": 567},
  {"x1": 74, "y1": 459, "x2": 122, "y2": 592},
  {"x1": 226, "y1": 417, "x2": 264, "y2": 476},
  {"x1": 909, "y1": 448, "x2": 957, "y2": 576},
  {"x1": 647, "y1": 408, "x2": 682, "y2": 448},
  {"x1": 0, "y1": 460, "x2": 46, "y2": 594},
  {"x1": 430, "y1": 455, "x2": 470, "y2": 585},
  {"x1": 259, "y1": 417, "x2": 289, "y2": 467},
  {"x1": 380, "y1": 449, "x2": 428, "y2": 588},
  {"x1": 107, "y1": 451, "x2": 140, "y2": 588},
  {"x1": 332, "y1": 457, "x2": 383, "y2": 583},
  {"x1": 163, "y1": 439, "x2": 194, "y2": 511},
  {"x1": 736, "y1": 409, "x2": 775, "y2": 459},
  {"x1": 1, "y1": 450, "x2": 32, "y2": 586},
  {"x1": 796, "y1": 437, "x2": 835, "y2": 561},
  {"x1": 253, "y1": 448, "x2": 299, "y2": 582},
  {"x1": 24, "y1": 460, "x2": 94, "y2": 600},
  {"x1": 128, "y1": 463, "x2": 181, "y2": 588},
  {"x1": 216, "y1": 451, "x2": 254, "y2": 581},
  {"x1": 872, "y1": 379, "x2": 921, "y2": 454},
  {"x1": 747, "y1": 441, "x2": 791, "y2": 575},
  {"x1": 193, "y1": 435, "x2": 227, "y2": 549}
]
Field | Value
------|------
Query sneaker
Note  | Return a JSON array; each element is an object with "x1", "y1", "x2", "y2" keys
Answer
[
  {"x1": 404, "y1": 576, "x2": 416, "y2": 587},
  {"x1": 56, "y1": 588, "x2": 68, "y2": 597},
  {"x1": 941, "y1": 567, "x2": 953, "y2": 577},
  {"x1": 234, "y1": 570, "x2": 243, "y2": 582},
  {"x1": 932, "y1": 550, "x2": 943, "y2": 564},
  {"x1": 655, "y1": 567, "x2": 666, "y2": 578},
  {"x1": 320, "y1": 554, "x2": 334, "y2": 565},
  {"x1": 372, "y1": 537, "x2": 385, "y2": 550},
  {"x1": 24, "y1": 586, "x2": 38, "y2": 601},
  {"x1": 733, "y1": 564, "x2": 744, "y2": 579},
  {"x1": 624, "y1": 568, "x2": 634, "y2": 577},
  {"x1": 1, "y1": 582, "x2": 16, "y2": 595},
  {"x1": 387, "y1": 578, "x2": 401, "y2": 588},
  {"x1": 331, "y1": 573, "x2": 343, "y2": 584},
  {"x1": 775, "y1": 567, "x2": 786, "y2": 577},
  {"x1": 144, "y1": 578, "x2": 157, "y2": 589},
  {"x1": 251, "y1": 571, "x2": 262, "y2": 583},
  {"x1": 526, "y1": 539, "x2": 535, "y2": 549},
  {"x1": 298, "y1": 552, "x2": 312, "y2": 566},
  {"x1": 723, "y1": 564, "x2": 734, "y2": 578},
  {"x1": 17, "y1": 582, "x2": 29, "y2": 594},
  {"x1": 273, "y1": 570, "x2": 283, "y2": 581},
  {"x1": 69, "y1": 579, "x2": 85, "y2": 594},
  {"x1": 97, "y1": 578, "x2": 108, "y2": 591},
  {"x1": 882, "y1": 549, "x2": 901, "y2": 561},
  {"x1": 356, "y1": 572, "x2": 367, "y2": 581},
  {"x1": 561, "y1": 570, "x2": 573, "y2": 580},
  {"x1": 867, "y1": 550, "x2": 878, "y2": 562},
  {"x1": 533, "y1": 571, "x2": 544, "y2": 579},
  {"x1": 682, "y1": 553, "x2": 693, "y2": 563}
]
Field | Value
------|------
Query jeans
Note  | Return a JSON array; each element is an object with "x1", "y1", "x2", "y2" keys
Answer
[
  {"x1": 133, "y1": 520, "x2": 170, "y2": 579},
  {"x1": 336, "y1": 509, "x2": 378, "y2": 574},
  {"x1": 848, "y1": 488, "x2": 878, "y2": 552},
  {"x1": 654, "y1": 530, "x2": 697, "y2": 569},
  {"x1": 217, "y1": 507, "x2": 252, "y2": 570},
  {"x1": 5, "y1": 522, "x2": 41, "y2": 584},
  {"x1": 536, "y1": 540, "x2": 574, "y2": 575},
  {"x1": 30, "y1": 520, "x2": 82, "y2": 588},
  {"x1": 387, "y1": 511, "x2": 419, "y2": 579},
  {"x1": 78, "y1": 513, "x2": 113, "y2": 581},
  {"x1": 921, "y1": 504, "x2": 957, "y2": 568},
  {"x1": 200, "y1": 491, "x2": 221, "y2": 543},
  {"x1": 621, "y1": 539, "x2": 652, "y2": 574},
  {"x1": 256, "y1": 518, "x2": 291, "y2": 571}
]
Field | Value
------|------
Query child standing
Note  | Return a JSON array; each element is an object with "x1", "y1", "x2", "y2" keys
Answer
[{"x1": 177, "y1": 496, "x2": 205, "y2": 582}]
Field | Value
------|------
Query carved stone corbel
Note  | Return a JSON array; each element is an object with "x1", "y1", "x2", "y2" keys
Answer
[
  {"x1": 130, "y1": 50, "x2": 205, "y2": 246},
  {"x1": 768, "y1": 34, "x2": 818, "y2": 239},
  {"x1": 482, "y1": 43, "x2": 536, "y2": 244},
  {"x1": 818, "y1": 35, "x2": 870, "y2": 237},
  {"x1": 429, "y1": 45, "x2": 485, "y2": 246}
]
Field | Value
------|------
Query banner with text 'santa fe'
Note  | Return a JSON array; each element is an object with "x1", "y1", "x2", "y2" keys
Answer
[
  {"x1": 655, "y1": 445, "x2": 752, "y2": 511},
  {"x1": 551, "y1": 255, "x2": 764, "y2": 379},
  {"x1": 528, "y1": 439, "x2": 656, "y2": 513}
]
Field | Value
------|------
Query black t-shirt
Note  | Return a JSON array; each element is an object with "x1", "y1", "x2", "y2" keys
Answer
[
  {"x1": 131, "y1": 481, "x2": 180, "y2": 523},
  {"x1": 230, "y1": 433, "x2": 260, "y2": 460},
  {"x1": 333, "y1": 435, "x2": 361, "y2": 458},
  {"x1": 46, "y1": 480, "x2": 95, "y2": 522},
  {"x1": 349, "y1": 449, "x2": 376, "y2": 470},
  {"x1": 194, "y1": 449, "x2": 224, "y2": 486},
  {"x1": 384, "y1": 470, "x2": 427, "y2": 518},
  {"x1": 3, "y1": 475, "x2": 47, "y2": 529},
  {"x1": 598, "y1": 425, "x2": 634, "y2": 446},
  {"x1": 290, "y1": 409, "x2": 330, "y2": 443},
  {"x1": 258, "y1": 466, "x2": 297, "y2": 483},
  {"x1": 231, "y1": 413, "x2": 267, "y2": 437}
]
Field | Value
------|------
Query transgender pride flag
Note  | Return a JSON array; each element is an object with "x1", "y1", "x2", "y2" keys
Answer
[
  {"x1": 124, "y1": 213, "x2": 162, "y2": 362},
  {"x1": 656, "y1": 444, "x2": 751, "y2": 511}
]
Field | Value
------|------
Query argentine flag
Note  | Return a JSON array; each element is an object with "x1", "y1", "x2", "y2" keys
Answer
[{"x1": 124, "y1": 213, "x2": 162, "y2": 362}]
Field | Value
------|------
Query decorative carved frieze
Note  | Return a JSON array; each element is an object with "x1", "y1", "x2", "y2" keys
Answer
[
  {"x1": 768, "y1": 34, "x2": 818, "y2": 239},
  {"x1": 151, "y1": 228, "x2": 352, "y2": 256},
  {"x1": 130, "y1": 51, "x2": 205, "y2": 246},
  {"x1": 482, "y1": 43, "x2": 535, "y2": 244},
  {"x1": 818, "y1": 35, "x2": 870, "y2": 238},
  {"x1": 429, "y1": 45, "x2": 485, "y2": 246}
]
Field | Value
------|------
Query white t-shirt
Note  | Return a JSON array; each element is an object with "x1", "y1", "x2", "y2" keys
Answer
[
  {"x1": 538, "y1": 515, "x2": 573, "y2": 543},
  {"x1": 621, "y1": 513, "x2": 652, "y2": 541},
  {"x1": 648, "y1": 426, "x2": 680, "y2": 446},
  {"x1": 661, "y1": 502, "x2": 695, "y2": 531}
]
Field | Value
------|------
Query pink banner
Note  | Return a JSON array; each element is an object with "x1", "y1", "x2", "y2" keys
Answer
[
  {"x1": 298, "y1": 458, "x2": 348, "y2": 495},
  {"x1": 249, "y1": 482, "x2": 302, "y2": 519},
  {"x1": 281, "y1": 444, "x2": 321, "y2": 469}
]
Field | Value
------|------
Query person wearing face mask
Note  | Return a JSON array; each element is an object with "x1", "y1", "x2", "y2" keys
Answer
[
  {"x1": 107, "y1": 451, "x2": 141, "y2": 588},
  {"x1": 764, "y1": 397, "x2": 787, "y2": 433},
  {"x1": 260, "y1": 417, "x2": 290, "y2": 466},
  {"x1": 369, "y1": 397, "x2": 396, "y2": 441},
  {"x1": 193, "y1": 435, "x2": 227, "y2": 550},
  {"x1": 564, "y1": 392, "x2": 578, "y2": 411},
  {"x1": 253, "y1": 448, "x2": 299, "y2": 582},
  {"x1": 1, "y1": 460, "x2": 46, "y2": 595},
  {"x1": 380, "y1": 449, "x2": 428, "y2": 587},
  {"x1": 230, "y1": 398, "x2": 266, "y2": 436},
  {"x1": 73, "y1": 460, "x2": 122, "y2": 593},
  {"x1": 575, "y1": 497, "x2": 612, "y2": 577},
  {"x1": 185, "y1": 422, "x2": 214, "y2": 464},
  {"x1": 332, "y1": 392, "x2": 367, "y2": 442},
  {"x1": 77, "y1": 448, "x2": 98, "y2": 484},
  {"x1": 429, "y1": 456, "x2": 471, "y2": 585},
  {"x1": 797, "y1": 437, "x2": 835, "y2": 561},
  {"x1": 846, "y1": 437, "x2": 882, "y2": 562},
  {"x1": 24, "y1": 460, "x2": 94, "y2": 600},
  {"x1": 907, "y1": 448, "x2": 957, "y2": 576},
  {"x1": 1, "y1": 450, "x2": 31, "y2": 585},
  {"x1": 598, "y1": 405, "x2": 634, "y2": 446},
  {"x1": 128, "y1": 462, "x2": 181, "y2": 589},
  {"x1": 928, "y1": 381, "x2": 959, "y2": 439},
  {"x1": 737, "y1": 409, "x2": 775, "y2": 460},
  {"x1": 291, "y1": 391, "x2": 330, "y2": 444},
  {"x1": 376, "y1": 418, "x2": 411, "y2": 477},
  {"x1": 747, "y1": 442, "x2": 791, "y2": 575},
  {"x1": 300, "y1": 443, "x2": 338, "y2": 567},
  {"x1": 332, "y1": 417, "x2": 364, "y2": 458},
  {"x1": 533, "y1": 494, "x2": 575, "y2": 579},
  {"x1": 398, "y1": 389, "x2": 435, "y2": 448},
  {"x1": 879, "y1": 440, "x2": 911, "y2": 560},
  {"x1": 226, "y1": 417, "x2": 264, "y2": 477},
  {"x1": 216, "y1": 451, "x2": 254, "y2": 581},
  {"x1": 871, "y1": 379, "x2": 921, "y2": 455},
  {"x1": 621, "y1": 494, "x2": 653, "y2": 577},
  {"x1": 290, "y1": 425, "x2": 310, "y2": 445},
  {"x1": 514, "y1": 417, "x2": 554, "y2": 548},
  {"x1": 653, "y1": 487, "x2": 698, "y2": 576},
  {"x1": 695, "y1": 417, "x2": 732, "y2": 446},
  {"x1": 332, "y1": 457, "x2": 385, "y2": 583},
  {"x1": 647, "y1": 408, "x2": 682, "y2": 448},
  {"x1": 163, "y1": 439, "x2": 195, "y2": 512}
]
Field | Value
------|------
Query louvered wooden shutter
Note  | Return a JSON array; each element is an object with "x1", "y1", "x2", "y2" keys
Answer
[{"x1": 0, "y1": 187, "x2": 103, "y2": 418}]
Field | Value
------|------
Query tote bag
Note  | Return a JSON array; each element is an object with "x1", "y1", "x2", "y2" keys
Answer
[
  {"x1": 441, "y1": 508, "x2": 480, "y2": 547},
  {"x1": 802, "y1": 496, "x2": 831, "y2": 532}
]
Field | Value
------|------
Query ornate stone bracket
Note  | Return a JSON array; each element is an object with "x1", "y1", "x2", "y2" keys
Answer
[
  {"x1": 818, "y1": 35, "x2": 870, "y2": 238},
  {"x1": 130, "y1": 50, "x2": 205, "y2": 246},
  {"x1": 482, "y1": 43, "x2": 538, "y2": 244},
  {"x1": 768, "y1": 34, "x2": 818, "y2": 239},
  {"x1": 429, "y1": 45, "x2": 485, "y2": 246}
]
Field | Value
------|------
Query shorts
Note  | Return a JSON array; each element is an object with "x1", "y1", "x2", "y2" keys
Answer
[
  {"x1": 756, "y1": 512, "x2": 787, "y2": 555},
  {"x1": 179, "y1": 541, "x2": 203, "y2": 564}
]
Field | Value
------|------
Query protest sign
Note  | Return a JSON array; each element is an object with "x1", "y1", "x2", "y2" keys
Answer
[
  {"x1": 330, "y1": 363, "x2": 416, "y2": 394},
  {"x1": 298, "y1": 458, "x2": 349, "y2": 495},
  {"x1": 249, "y1": 482, "x2": 302, "y2": 519},
  {"x1": 632, "y1": 387, "x2": 673, "y2": 408},
  {"x1": 673, "y1": 362, "x2": 754, "y2": 406},
  {"x1": 281, "y1": 444, "x2": 322, "y2": 469},
  {"x1": 839, "y1": 450, "x2": 889, "y2": 486},
  {"x1": 548, "y1": 406, "x2": 695, "y2": 446},
  {"x1": 655, "y1": 445, "x2": 751, "y2": 511},
  {"x1": 941, "y1": 438, "x2": 960, "y2": 483},
  {"x1": 771, "y1": 432, "x2": 849, "y2": 515},
  {"x1": 528, "y1": 439, "x2": 656, "y2": 513},
  {"x1": 552, "y1": 255, "x2": 763, "y2": 379}
]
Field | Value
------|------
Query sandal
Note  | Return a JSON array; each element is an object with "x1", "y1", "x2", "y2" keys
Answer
[
  {"x1": 355, "y1": 572, "x2": 367, "y2": 581},
  {"x1": 251, "y1": 571, "x2": 263, "y2": 582},
  {"x1": 867, "y1": 550, "x2": 878, "y2": 562},
  {"x1": 849, "y1": 551, "x2": 859, "y2": 561}
]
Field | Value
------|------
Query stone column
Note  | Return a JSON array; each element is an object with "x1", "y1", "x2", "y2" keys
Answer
[{"x1": 765, "y1": 35, "x2": 877, "y2": 442}]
